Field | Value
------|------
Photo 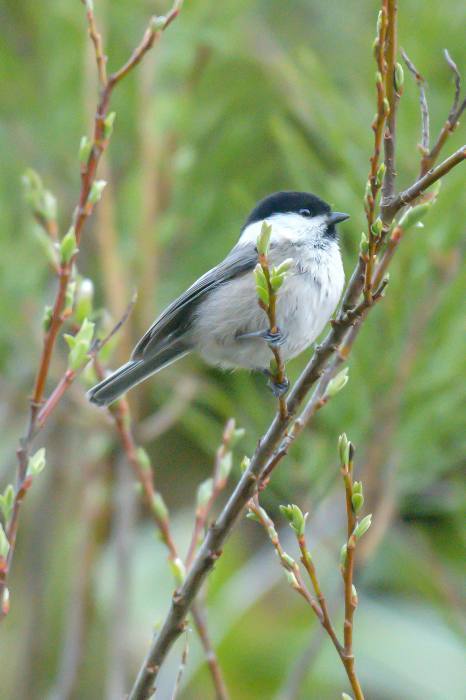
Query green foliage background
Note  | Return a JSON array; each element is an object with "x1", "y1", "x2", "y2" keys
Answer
[{"x1": 0, "y1": 1, "x2": 464, "y2": 698}]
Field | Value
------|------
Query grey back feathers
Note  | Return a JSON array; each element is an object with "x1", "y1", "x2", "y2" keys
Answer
[{"x1": 131, "y1": 243, "x2": 258, "y2": 359}]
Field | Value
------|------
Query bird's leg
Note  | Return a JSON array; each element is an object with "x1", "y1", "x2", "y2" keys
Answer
[
  {"x1": 262, "y1": 369, "x2": 290, "y2": 398},
  {"x1": 236, "y1": 327, "x2": 287, "y2": 347}
]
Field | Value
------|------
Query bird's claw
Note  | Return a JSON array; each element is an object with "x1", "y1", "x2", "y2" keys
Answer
[
  {"x1": 267, "y1": 376, "x2": 290, "y2": 398},
  {"x1": 236, "y1": 327, "x2": 287, "y2": 347},
  {"x1": 263, "y1": 328, "x2": 286, "y2": 347}
]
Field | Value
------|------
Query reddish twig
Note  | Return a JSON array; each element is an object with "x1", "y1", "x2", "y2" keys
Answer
[
  {"x1": 96, "y1": 368, "x2": 228, "y2": 700},
  {"x1": 0, "y1": 0, "x2": 183, "y2": 618},
  {"x1": 185, "y1": 419, "x2": 237, "y2": 569}
]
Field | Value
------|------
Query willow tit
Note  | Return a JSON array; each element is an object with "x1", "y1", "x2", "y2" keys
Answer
[{"x1": 88, "y1": 191, "x2": 348, "y2": 406}]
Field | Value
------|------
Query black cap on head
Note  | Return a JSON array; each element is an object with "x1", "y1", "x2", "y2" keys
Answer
[{"x1": 244, "y1": 191, "x2": 331, "y2": 228}]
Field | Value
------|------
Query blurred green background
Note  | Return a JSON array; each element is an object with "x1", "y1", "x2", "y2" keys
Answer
[{"x1": 0, "y1": 0, "x2": 464, "y2": 698}]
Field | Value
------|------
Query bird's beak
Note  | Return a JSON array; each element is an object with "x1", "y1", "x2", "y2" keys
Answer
[{"x1": 328, "y1": 212, "x2": 350, "y2": 225}]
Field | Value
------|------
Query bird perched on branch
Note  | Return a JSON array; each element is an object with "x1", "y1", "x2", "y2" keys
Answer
[{"x1": 88, "y1": 191, "x2": 348, "y2": 406}]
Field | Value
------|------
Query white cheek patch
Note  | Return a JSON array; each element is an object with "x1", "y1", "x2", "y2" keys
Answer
[{"x1": 239, "y1": 213, "x2": 328, "y2": 247}]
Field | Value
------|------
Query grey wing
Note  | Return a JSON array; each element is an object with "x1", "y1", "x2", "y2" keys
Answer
[{"x1": 131, "y1": 242, "x2": 258, "y2": 360}]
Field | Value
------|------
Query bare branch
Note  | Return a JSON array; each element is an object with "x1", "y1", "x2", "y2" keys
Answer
[
  {"x1": 420, "y1": 50, "x2": 466, "y2": 175},
  {"x1": 384, "y1": 144, "x2": 466, "y2": 221},
  {"x1": 444, "y1": 49, "x2": 463, "y2": 124},
  {"x1": 401, "y1": 49, "x2": 430, "y2": 151},
  {"x1": 0, "y1": 0, "x2": 183, "y2": 619}
]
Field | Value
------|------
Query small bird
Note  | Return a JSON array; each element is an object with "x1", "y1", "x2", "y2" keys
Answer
[{"x1": 88, "y1": 191, "x2": 348, "y2": 406}]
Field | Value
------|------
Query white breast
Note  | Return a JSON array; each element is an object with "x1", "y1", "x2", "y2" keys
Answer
[{"x1": 190, "y1": 230, "x2": 345, "y2": 371}]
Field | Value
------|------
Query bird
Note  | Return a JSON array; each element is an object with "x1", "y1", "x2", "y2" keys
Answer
[{"x1": 88, "y1": 191, "x2": 348, "y2": 407}]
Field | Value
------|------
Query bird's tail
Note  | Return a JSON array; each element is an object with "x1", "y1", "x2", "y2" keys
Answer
[{"x1": 87, "y1": 344, "x2": 190, "y2": 407}]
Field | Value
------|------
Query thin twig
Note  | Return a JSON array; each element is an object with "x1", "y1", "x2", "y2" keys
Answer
[
  {"x1": 381, "y1": 0, "x2": 399, "y2": 207},
  {"x1": 82, "y1": 0, "x2": 108, "y2": 86},
  {"x1": 170, "y1": 631, "x2": 190, "y2": 700},
  {"x1": 97, "y1": 376, "x2": 228, "y2": 700},
  {"x1": 363, "y1": 1, "x2": 388, "y2": 300},
  {"x1": 401, "y1": 49, "x2": 430, "y2": 152},
  {"x1": 420, "y1": 50, "x2": 466, "y2": 175},
  {"x1": 0, "y1": 1, "x2": 183, "y2": 615}
]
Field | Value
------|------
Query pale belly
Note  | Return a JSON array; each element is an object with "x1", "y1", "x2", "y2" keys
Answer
[{"x1": 190, "y1": 268, "x2": 342, "y2": 371}]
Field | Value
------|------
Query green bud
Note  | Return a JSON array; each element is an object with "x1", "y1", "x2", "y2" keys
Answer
[
  {"x1": 75, "y1": 278, "x2": 94, "y2": 324},
  {"x1": 326, "y1": 367, "x2": 349, "y2": 398},
  {"x1": 351, "y1": 584, "x2": 358, "y2": 605},
  {"x1": 246, "y1": 510, "x2": 261, "y2": 523},
  {"x1": 279, "y1": 504, "x2": 308, "y2": 538},
  {"x1": 351, "y1": 492, "x2": 364, "y2": 513},
  {"x1": 64, "y1": 318, "x2": 95, "y2": 370},
  {"x1": 150, "y1": 15, "x2": 167, "y2": 31},
  {"x1": 371, "y1": 217, "x2": 383, "y2": 237},
  {"x1": 360, "y1": 231, "x2": 369, "y2": 255},
  {"x1": 0, "y1": 485, "x2": 15, "y2": 523},
  {"x1": 376, "y1": 162, "x2": 386, "y2": 187},
  {"x1": 284, "y1": 569, "x2": 299, "y2": 589},
  {"x1": 218, "y1": 452, "x2": 233, "y2": 482},
  {"x1": 270, "y1": 273, "x2": 285, "y2": 292},
  {"x1": 394, "y1": 62, "x2": 404, "y2": 92},
  {"x1": 399, "y1": 203, "x2": 431, "y2": 231},
  {"x1": 169, "y1": 557, "x2": 186, "y2": 585},
  {"x1": 42, "y1": 305, "x2": 53, "y2": 332},
  {"x1": 229, "y1": 427, "x2": 245, "y2": 447},
  {"x1": 274, "y1": 258, "x2": 294, "y2": 276},
  {"x1": 375, "y1": 70, "x2": 383, "y2": 85},
  {"x1": 281, "y1": 552, "x2": 296, "y2": 569},
  {"x1": 42, "y1": 190, "x2": 57, "y2": 222},
  {"x1": 60, "y1": 227, "x2": 78, "y2": 264},
  {"x1": 27, "y1": 447, "x2": 46, "y2": 477},
  {"x1": 33, "y1": 228, "x2": 59, "y2": 266},
  {"x1": 353, "y1": 514, "x2": 372, "y2": 540},
  {"x1": 342, "y1": 694, "x2": 353, "y2": 700},
  {"x1": 383, "y1": 97, "x2": 390, "y2": 115},
  {"x1": 103, "y1": 112, "x2": 116, "y2": 140},
  {"x1": 254, "y1": 264, "x2": 270, "y2": 306},
  {"x1": 79, "y1": 136, "x2": 93, "y2": 164},
  {"x1": 197, "y1": 478, "x2": 213, "y2": 509},
  {"x1": 64, "y1": 280, "x2": 76, "y2": 315},
  {"x1": 340, "y1": 543, "x2": 348, "y2": 567},
  {"x1": 22, "y1": 169, "x2": 57, "y2": 221},
  {"x1": 88, "y1": 180, "x2": 107, "y2": 205},
  {"x1": 137, "y1": 447, "x2": 151, "y2": 472},
  {"x1": 0, "y1": 524, "x2": 10, "y2": 559},
  {"x1": 240, "y1": 455, "x2": 251, "y2": 473},
  {"x1": 152, "y1": 492, "x2": 168, "y2": 523},
  {"x1": 352, "y1": 481, "x2": 363, "y2": 494},
  {"x1": 267, "y1": 524, "x2": 278, "y2": 541},
  {"x1": 256, "y1": 221, "x2": 273, "y2": 256},
  {"x1": 338, "y1": 433, "x2": 350, "y2": 466}
]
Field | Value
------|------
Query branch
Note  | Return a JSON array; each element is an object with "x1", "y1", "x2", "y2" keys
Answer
[
  {"x1": 380, "y1": 0, "x2": 400, "y2": 207},
  {"x1": 421, "y1": 50, "x2": 466, "y2": 175},
  {"x1": 98, "y1": 375, "x2": 229, "y2": 700},
  {"x1": 401, "y1": 49, "x2": 429, "y2": 152},
  {"x1": 0, "y1": 0, "x2": 182, "y2": 619},
  {"x1": 383, "y1": 144, "x2": 465, "y2": 221}
]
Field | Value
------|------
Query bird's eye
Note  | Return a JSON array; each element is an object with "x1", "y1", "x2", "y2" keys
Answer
[{"x1": 299, "y1": 208, "x2": 311, "y2": 217}]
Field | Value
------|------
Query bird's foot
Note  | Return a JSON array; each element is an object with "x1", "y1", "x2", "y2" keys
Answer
[
  {"x1": 267, "y1": 376, "x2": 290, "y2": 398},
  {"x1": 236, "y1": 327, "x2": 286, "y2": 347},
  {"x1": 262, "y1": 369, "x2": 289, "y2": 398},
  {"x1": 263, "y1": 327, "x2": 286, "y2": 347}
]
